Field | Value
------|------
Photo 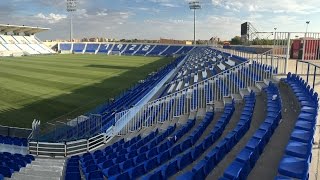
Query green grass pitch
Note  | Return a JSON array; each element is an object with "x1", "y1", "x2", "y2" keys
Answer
[{"x1": 0, "y1": 54, "x2": 173, "y2": 128}]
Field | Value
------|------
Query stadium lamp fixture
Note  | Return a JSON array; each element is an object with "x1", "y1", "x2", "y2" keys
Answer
[
  {"x1": 189, "y1": 1, "x2": 201, "y2": 45},
  {"x1": 67, "y1": 0, "x2": 77, "y2": 42},
  {"x1": 306, "y1": 21, "x2": 310, "y2": 33}
]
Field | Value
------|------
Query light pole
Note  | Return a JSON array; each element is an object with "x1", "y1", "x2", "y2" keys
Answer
[
  {"x1": 67, "y1": 0, "x2": 77, "y2": 42},
  {"x1": 306, "y1": 21, "x2": 310, "y2": 33},
  {"x1": 189, "y1": 1, "x2": 201, "y2": 45}
]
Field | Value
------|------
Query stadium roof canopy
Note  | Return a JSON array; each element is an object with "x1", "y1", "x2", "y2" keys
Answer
[{"x1": 0, "y1": 24, "x2": 49, "y2": 35}]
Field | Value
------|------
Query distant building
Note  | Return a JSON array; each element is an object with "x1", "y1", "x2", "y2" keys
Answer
[{"x1": 160, "y1": 38, "x2": 192, "y2": 45}]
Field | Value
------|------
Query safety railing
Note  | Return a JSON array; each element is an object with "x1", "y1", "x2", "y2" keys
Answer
[
  {"x1": 294, "y1": 60, "x2": 320, "y2": 90},
  {"x1": 28, "y1": 133, "x2": 108, "y2": 157},
  {"x1": 0, "y1": 125, "x2": 32, "y2": 138}
]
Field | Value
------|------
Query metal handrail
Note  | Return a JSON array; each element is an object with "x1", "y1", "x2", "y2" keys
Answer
[{"x1": 295, "y1": 60, "x2": 320, "y2": 90}]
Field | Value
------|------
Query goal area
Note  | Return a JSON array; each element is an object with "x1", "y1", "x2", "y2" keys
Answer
[{"x1": 108, "y1": 50, "x2": 122, "y2": 56}]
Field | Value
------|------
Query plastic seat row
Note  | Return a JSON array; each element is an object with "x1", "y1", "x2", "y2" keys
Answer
[
  {"x1": 82, "y1": 126, "x2": 175, "y2": 168},
  {"x1": 103, "y1": 119, "x2": 196, "y2": 179},
  {"x1": 0, "y1": 135, "x2": 28, "y2": 146},
  {"x1": 65, "y1": 120, "x2": 192, "y2": 180},
  {"x1": 276, "y1": 74, "x2": 319, "y2": 180},
  {"x1": 177, "y1": 92, "x2": 256, "y2": 180},
  {"x1": 0, "y1": 152, "x2": 34, "y2": 178},
  {"x1": 221, "y1": 82, "x2": 282, "y2": 180},
  {"x1": 147, "y1": 104, "x2": 236, "y2": 180},
  {"x1": 138, "y1": 101, "x2": 234, "y2": 180}
]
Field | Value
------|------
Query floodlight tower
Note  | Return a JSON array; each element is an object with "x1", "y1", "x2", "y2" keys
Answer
[
  {"x1": 189, "y1": 1, "x2": 201, "y2": 45},
  {"x1": 67, "y1": 0, "x2": 77, "y2": 42}
]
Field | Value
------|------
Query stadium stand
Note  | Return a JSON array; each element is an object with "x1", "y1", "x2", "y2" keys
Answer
[
  {"x1": 147, "y1": 45, "x2": 169, "y2": 56},
  {"x1": 134, "y1": 44, "x2": 155, "y2": 55},
  {"x1": 2, "y1": 30, "x2": 319, "y2": 180},
  {"x1": 58, "y1": 43, "x2": 194, "y2": 56},
  {"x1": 85, "y1": 43, "x2": 100, "y2": 53},
  {"x1": 73, "y1": 43, "x2": 86, "y2": 53},
  {"x1": 160, "y1": 46, "x2": 184, "y2": 56},
  {"x1": 0, "y1": 24, "x2": 55, "y2": 56},
  {"x1": 122, "y1": 44, "x2": 142, "y2": 55},
  {"x1": 158, "y1": 47, "x2": 247, "y2": 97},
  {"x1": 97, "y1": 44, "x2": 114, "y2": 54}
]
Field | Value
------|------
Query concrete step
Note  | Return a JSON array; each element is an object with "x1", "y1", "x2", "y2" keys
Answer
[
  {"x1": 11, "y1": 173, "x2": 61, "y2": 180},
  {"x1": 248, "y1": 86, "x2": 261, "y2": 95},
  {"x1": 196, "y1": 108, "x2": 206, "y2": 120},
  {"x1": 19, "y1": 169, "x2": 62, "y2": 177},
  {"x1": 141, "y1": 125, "x2": 158, "y2": 137},
  {"x1": 231, "y1": 94, "x2": 243, "y2": 104},
  {"x1": 29, "y1": 161, "x2": 64, "y2": 166},
  {"x1": 214, "y1": 101, "x2": 224, "y2": 112},
  {"x1": 223, "y1": 97, "x2": 233, "y2": 106},
  {"x1": 239, "y1": 88, "x2": 250, "y2": 99},
  {"x1": 206, "y1": 105, "x2": 214, "y2": 112},
  {"x1": 35, "y1": 158, "x2": 65, "y2": 163},
  {"x1": 9, "y1": 158, "x2": 66, "y2": 180},
  {"x1": 256, "y1": 81, "x2": 267, "y2": 91},
  {"x1": 188, "y1": 111, "x2": 197, "y2": 121},
  {"x1": 25, "y1": 164, "x2": 63, "y2": 171},
  {"x1": 178, "y1": 114, "x2": 190, "y2": 125},
  {"x1": 264, "y1": 78, "x2": 279, "y2": 85}
]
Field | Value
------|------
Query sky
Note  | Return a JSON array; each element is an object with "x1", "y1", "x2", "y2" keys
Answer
[{"x1": 0, "y1": 0, "x2": 319, "y2": 41}]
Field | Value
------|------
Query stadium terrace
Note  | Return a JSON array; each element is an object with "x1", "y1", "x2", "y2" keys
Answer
[{"x1": 0, "y1": 4, "x2": 319, "y2": 180}]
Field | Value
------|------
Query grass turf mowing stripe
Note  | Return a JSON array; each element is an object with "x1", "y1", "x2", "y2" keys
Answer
[{"x1": 0, "y1": 55, "x2": 173, "y2": 128}]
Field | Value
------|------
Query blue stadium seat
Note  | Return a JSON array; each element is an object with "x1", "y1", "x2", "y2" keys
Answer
[
  {"x1": 170, "y1": 144, "x2": 182, "y2": 157},
  {"x1": 161, "y1": 160, "x2": 179, "y2": 178},
  {"x1": 278, "y1": 155, "x2": 309, "y2": 179},
  {"x1": 193, "y1": 160, "x2": 207, "y2": 179},
  {"x1": 223, "y1": 161, "x2": 244, "y2": 180},
  {"x1": 144, "y1": 156, "x2": 159, "y2": 171},
  {"x1": 290, "y1": 129, "x2": 313, "y2": 143},
  {"x1": 65, "y1": 172, "x2": 81, "y2": 180},
  {"x1": 204, "y1": 148, "x2": 218, "y2": 174},
  {"x1": 88, "y1": 170, "x2": 104, "y2": 180},
  {"x1": 99, "y1": 159, "x2": 114, "y2": 169},
  {"x1": 129, "y1": 163, "x2": 146, "y2": 179},
  {"x1": 134, "y1": 153, "x2": 147, "y2": 165},
  {"x1": 285, "y1": 141, "x2": 312, "y2": 159},
  {"x1": 120, "y1": 159, "x2": 134, "y2": 171},
  {"x1": 191, "y1": 144, "x2": 204, "y2": 160},
  {"x1": 177, "y1": 151, "x2": 193, "y2": 170},
  {"x1": 158, "y1": 150, "x2": 171, "y2": 164},
  {"x1": 109, "y1": 171, "x2": 130, "y2": 180},
  {"x1": 66, "y1": 166, "x2": 79, "y2": 173},
  {"x1": 102, "y1": 164, "x2": 120, "y2": 177},
  {"x1": 141, "y1": 169, "x2": 163, "y2": 180}
]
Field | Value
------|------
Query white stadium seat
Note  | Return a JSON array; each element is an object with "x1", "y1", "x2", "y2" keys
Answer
[{"x1": 217, "y1": 62, "x2": 226, "y2": 71}]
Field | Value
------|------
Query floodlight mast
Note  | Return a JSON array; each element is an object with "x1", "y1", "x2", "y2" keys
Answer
[
  {"x1": 189, "y1": 1, "x2": 201, "y2": 45},
  {"x1": 67, "y1": 0, "x2": 77, "y2": 42}
]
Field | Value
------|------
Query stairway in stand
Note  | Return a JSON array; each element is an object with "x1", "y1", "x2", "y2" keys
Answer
[{"x1": 10, "y1": 158, "x2": 65, "y2": 180}]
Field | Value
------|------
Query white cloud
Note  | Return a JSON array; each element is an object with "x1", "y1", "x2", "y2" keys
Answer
[
  {"x1": 35, "y1": 13, "x2": 67, "y2": 23},
  {"x1": 211, "y1": 0, "x2": 320, "y2": 14}
]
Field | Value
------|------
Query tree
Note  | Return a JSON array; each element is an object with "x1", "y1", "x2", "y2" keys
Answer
[{"x1": 230, "y1": 36, "x2": 242, "y2": 45}]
